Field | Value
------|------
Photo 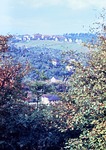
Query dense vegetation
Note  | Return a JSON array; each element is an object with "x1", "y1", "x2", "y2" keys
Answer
[
  {"x1": 64, "y1": 37, "x2": 106, "y2": 149},
  {"x1": 0, "y1": 14, "x2": 106, "y2": 150},
  {"x1": 8, "y1": 40, "x2": 90, "y2": 81}
]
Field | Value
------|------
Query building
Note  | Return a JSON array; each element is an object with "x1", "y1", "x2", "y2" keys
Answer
[
  {"x1": 50, "y1": 77, "x2": 57, "y2": 83},
  {"x1": 66, "y1": 65, "x2": 73, "y2": 71},
  {"x1": 41, "y1": 94, "x2": 60, "y2": 105},
  {"x1": 51, "y1": 59, "x2": 57, "y2": 66}
]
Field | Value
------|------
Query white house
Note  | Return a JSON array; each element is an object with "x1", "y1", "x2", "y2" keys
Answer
[
  {"x1": 75, "y1": 39, "x2": 82, "y2": 44},
  {"x1": 23, "y1": 34, "x2": 30, "y2": 41},
  {"x1": 68, "y1": 38, "x2": 72, "y2": 43},
  {"x1": 66, "y1": 65, "x2": 73, "y2": 71},
  {"x1": 50, "y1": 77, "x2": 57, "y2": 83},
  {"x1": 51, "y1": 59, "x2": 57, "y2": 66},
  {"x1": 64, "y1": 38, "x2": 68, "y2": 42},
  {"x1": 41, "y1": 94, "x2": 60, "y2": 105},
  {"x1": 41, "y1": 95, "x2": 49, "y2": 105},
  {"x1": 54, "y1": 37, "x2": 58, "y2": 41}
]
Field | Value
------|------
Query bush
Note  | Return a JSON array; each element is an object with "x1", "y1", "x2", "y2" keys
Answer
[{"x1": 63, "y1": 13, "x2": 106, "y2": 150}]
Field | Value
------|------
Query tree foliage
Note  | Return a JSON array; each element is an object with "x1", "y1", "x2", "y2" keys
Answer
[
  {"x1": 0, "y1": 36, "x2": 66, "y2": 150},
  {"x1": 63, "y1": 12, "x2": 106, "y2": 150}
]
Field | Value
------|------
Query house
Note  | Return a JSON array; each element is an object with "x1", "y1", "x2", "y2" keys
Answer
[
  {"x1": 63, "y1": 37, "x2": 67, "y2": 42},
  {"x1": 66, "y1": 65, "x2": 73, "y2": 71},
  {"x1": 50, "y1": 77, "x2": 62, "y2": 83},
  {"x1": 41, "y1": 94, "x2": 60, "y2": 105},
  {"x1": 68, "y1": 38, "x2": 72, "y2": 43},
  {"x1": 54, "y1": 37, "x2": 58, "y2": 41},
  {"x1": 22, "y1": 34, "x2": 30, "y2": 41},
  {"x1": 50, "y1": 77, "x2": 57, "y2": 83},
  {"x1": 75, "y1": 39, "x2": 82, "y2": 44},
  {"x1": 54, "y1": 35, "x2": 67, "y2": 42},
  {"x1": 51, "y1": 59, "x2": 57, "y2": 66}
]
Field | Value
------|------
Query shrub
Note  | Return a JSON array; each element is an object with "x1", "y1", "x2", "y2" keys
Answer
[{"x1": 63, "y1": 12, "x2": 106, "y2": 150}]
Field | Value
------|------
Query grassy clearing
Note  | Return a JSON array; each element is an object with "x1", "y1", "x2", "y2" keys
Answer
[{"x1": 15, "y1": 40, "x2": 89, "y2": 53}]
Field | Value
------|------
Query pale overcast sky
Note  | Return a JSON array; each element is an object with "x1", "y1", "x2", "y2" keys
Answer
[{"x1": 0, "y1": 0, "x2": 105, "y2": 35}]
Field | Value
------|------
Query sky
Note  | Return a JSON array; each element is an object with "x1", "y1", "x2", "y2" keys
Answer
[{"x1": 0, "y1": 0, "x2": 106, "y2": 35}]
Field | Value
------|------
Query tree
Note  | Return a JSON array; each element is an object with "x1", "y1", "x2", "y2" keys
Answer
[
  {"x1": 0, "y1": 60, "x2": 30, "y2": 105},
  {"x1": 63, "y1": 11, "x2": 106, "y2": 150},
  {"x1": 0, "y1": 35, "x2": 66, "y2": 150},
  {"x1": 0, "y1": 35, "x2": 11, "y2": 52}
]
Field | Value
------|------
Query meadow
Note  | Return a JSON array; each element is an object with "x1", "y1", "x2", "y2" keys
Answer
[{"x1": 14, "y1": 39, "x2": 90, "y2": 53}]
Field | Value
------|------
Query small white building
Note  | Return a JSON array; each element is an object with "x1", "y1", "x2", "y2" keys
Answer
[
  {"x1": 54, "y1": 37, "x2": 58, "y2": 41},
  {"x1": 75, "y1": 39, "x2": 82, "y2": 44},
  {"x1": 51, "y1": 59, "x2": 57, "y2": 66},
  {"x1": 68, "y1": 38, "x2": 72, "y2": 43},
  {"x1": 50, "y1": 77, "x2": 57, "y2": 83},
  {"x1": 41, "y1": 94, "x2": 60, "y2": 105},
  {"x1": 23, "y1": 34, "x2": 30, "y2": 41},
  {"x1": 66, "y1": 65, "x2": 73, "y2": 71},
  {"x1": 41, "y1": 95, "x2": 49, "y2": 105},
  {"x1": 64, "y1": 38, "x2": 68, "y2": 42}
]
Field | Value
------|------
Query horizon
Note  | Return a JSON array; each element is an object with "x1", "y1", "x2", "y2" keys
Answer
[
  {"x1": 8, "y1": 32, "x2": 96, "y2": 36},
  {"x1": 0, "y1": 0, "x2": 105, "y2": 35}
]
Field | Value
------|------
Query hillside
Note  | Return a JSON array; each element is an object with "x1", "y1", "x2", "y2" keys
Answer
[
  {"x1": 8, "y1": 40, "x2": 91, "y2": 81},
  {"x1": 13, "y1": 40, "x2": 90, "y2": 53}
]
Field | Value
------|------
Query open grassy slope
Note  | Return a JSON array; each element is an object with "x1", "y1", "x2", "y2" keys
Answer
[{"x1": 15, "y1": 40, "x2": 90, "y2": 53}]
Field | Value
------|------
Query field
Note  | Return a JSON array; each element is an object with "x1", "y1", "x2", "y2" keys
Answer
[{"x1": 14, "y1": 40, "x2": 90, "y2": 53}]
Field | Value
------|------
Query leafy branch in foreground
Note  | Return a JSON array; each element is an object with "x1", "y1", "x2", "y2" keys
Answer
[{"x1": 63, "y1": 11, "x2": 106, "y2": 150}]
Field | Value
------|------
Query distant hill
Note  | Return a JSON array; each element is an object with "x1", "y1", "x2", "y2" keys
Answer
[{"x1": 12, "y1": 40, "x2": 90, "y2": 53}]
